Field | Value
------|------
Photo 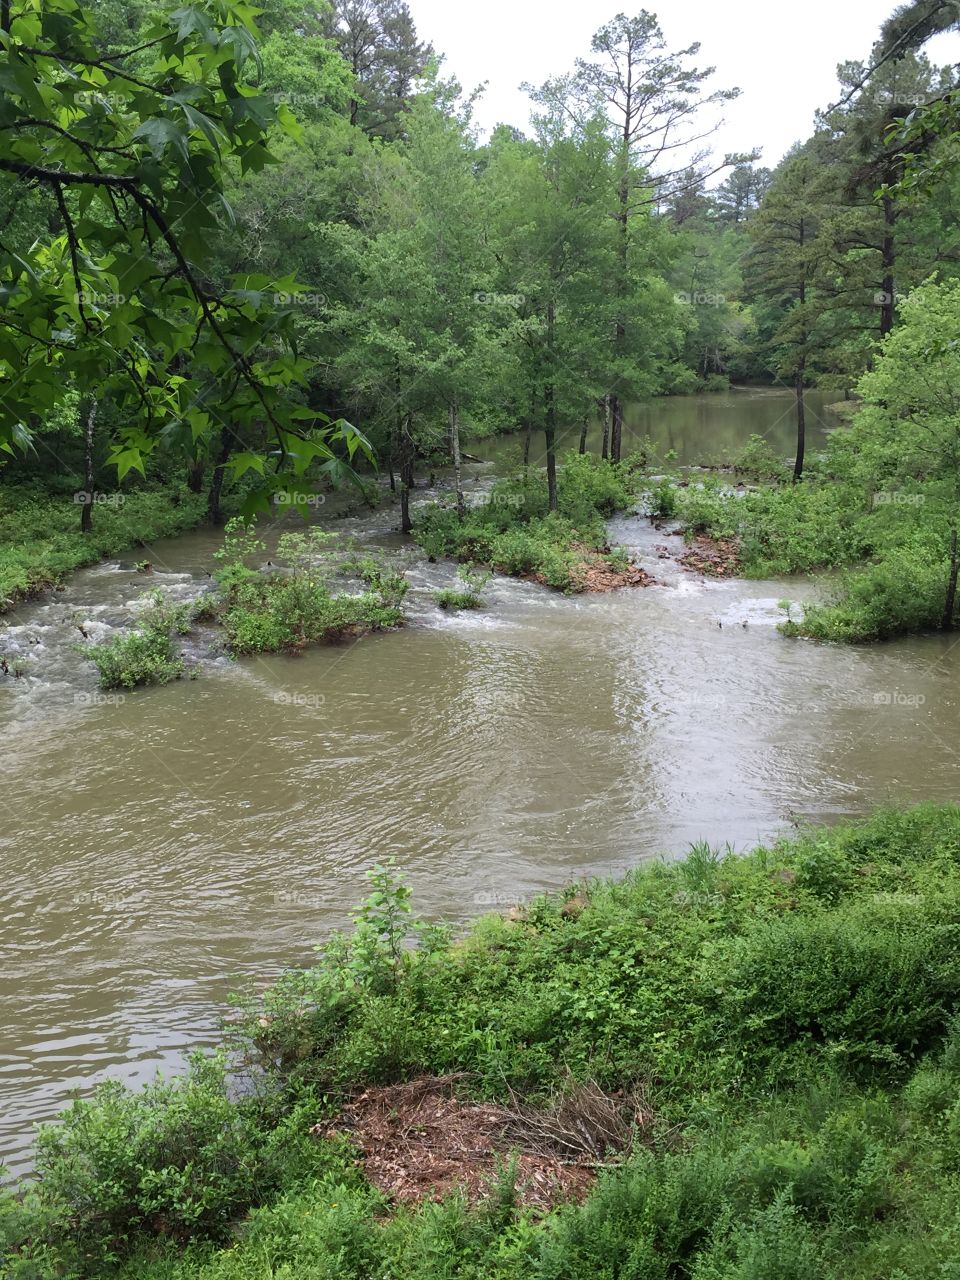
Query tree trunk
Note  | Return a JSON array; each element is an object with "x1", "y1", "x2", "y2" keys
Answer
[
  {"x1": 601, "y1": 394, "x2": 611, "y2": 461},
  {"x1": 207, "y1": 426, "x2": 232, "y2": 525},
  {"x1": 399, "y1": 413, "x2": 414, "y2": 534},
  {"x1": 943, "y1": 526, "x2": 959, "y2": 630},
  {"x1": 578, "y1": 413, "x2": 588, "y2": 455},
  {"x1": 880, "y1": 195, "x2": 897, "y2": 339},
  {"x1": 545, "y1": 300, "x2": 558, "y2": 511},
  {"x1": 186, "y1": 457, "x2": 205, "y2": 494},
  {"x1": 793, "y1": 366, "x2": 806, "y2": 483},
  {"x1": 80, "y1": 398, "x2": 97, "y2": 534},
  {"x1": 610, "y1": 395, "x2": 624, "y2": 463},
  {"x1": 448, "y1": 400, "x2": 465, "y2": 522},
  {"x1": 523, "y1": 391, "x2": 536, "y2": 467},
  {"x1": 609, "y1": 126, "x2": 630, "y2": 464},
  {"x1": 544, "y1": 386, "x2": 558, "y2": 513}
]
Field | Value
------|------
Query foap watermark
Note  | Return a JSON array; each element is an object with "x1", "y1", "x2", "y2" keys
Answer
[
  {"x1": 73, "y1": 491, "x2": 125, "y2": 508},
  {"x1": 473, "y1": 290, "x2": 525, "y2": 307},
  {"x1": 274, "y1": 491, "x2": 326, "y2": 509},
  {"x1": 674, "y1": 692, "x2": 727, "y2": 709},
  {"x1": 873, "y1": 491, "x2": 925, "y2": 508},
  {"x1": 270, "y1": 91, "x2": 329, "y2": 112},
  {"x1": 274, "y1": 889, "x2": 325, "y2": 907},
  {"x1": 873, "y1": 290, "x2": 897, "y2": 307},
  {"x1": 274, "y1": 691, "x2": 325, "y2": 709},
  {"x1": 274, "y1": 290, "x2": 326, "y2": 309},
  {"x1": 473, "y1": 890, "x2": 529, "y2": 907},
  {"x1": 674, "y1": 290, "x2": 726, "y2": 307},
  {"x1": 74, "y1": 691, "x2": 126, "y2": 707},
  {"x1": 480, "y1": 491, "x2": 524, "y2": 511},
  {"x1": 75, "y1": 290, "x2": 127, "y2": 308},
  {"x1": 871, "y1": 689, "x2": 926, "y2": 708},
  {"x1": 73, "y1": 889, "x2": 131, "y2": 910}
]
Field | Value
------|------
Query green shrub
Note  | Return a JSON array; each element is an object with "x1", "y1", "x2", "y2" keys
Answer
[
  {"x1": 412, "y1": 455, "x2": 637, "y2": 592},
  {"x1": 780, "y1": 543, "x2": 952, "y2": 642},
  {"x1": 25, "y1": 1054, "x2": 356, "y2": 1266},
  {"x1": 734, "y1": 434, "x2": 791, "y2": 483},
  {"x1": 77, "y1": 591, "x2": 189, "y2": 689},
  {"x1": 214, "y1": 522, "x2": 406, "y2": 655},
  {"x1": 434, "y1": 565, "x2": 491, "y2": 610},
  {"x1": 714, "y1": 900, "x2": 960, "y2": 1075}
]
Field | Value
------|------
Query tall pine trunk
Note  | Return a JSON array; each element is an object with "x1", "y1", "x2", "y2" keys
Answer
[
  {"x1": 399, "y1": 413, "x2": 415, "y2": 535},
  {"x1": 523, "y1": 391, "x2": 536, "y2": 467},
  {"x1": 80, "y1": 398, "x2": 97, "y2": 534},
  {"x1": 601, "y1": 394, "x2": 611, "y2": 461},
  {"x1": 880, "y1": 195, "x2": 897, "y2": 338},
  {"x1": 448, "y1": 400, "x2": 465, "y2": 522},
  {"x1": 609, "y1": 132, "x2": 631, "y2": 463},
  {"x1": 578, "y1": 413, "x2": 589, "y2": 455},
  {"x1": 793, "y1": 364, "x2": 806, "y2": 483},
  {"x1": 545, "y1": 301, "x2": 558, "y2": 512}
]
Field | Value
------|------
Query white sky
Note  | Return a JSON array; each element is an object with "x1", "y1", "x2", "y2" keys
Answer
[{"x1": 408, "y1": 0, "x2": 960, "y2": 174}]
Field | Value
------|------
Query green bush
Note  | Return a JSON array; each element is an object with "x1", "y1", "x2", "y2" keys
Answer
[
  {"x1": 78, "y1": 591, "x2": 190, "y2": 689},
  {"x1": 20, "y1": 1054, "x2": 357, "y2": 1268},
  {"x1": 780, "y1": 543, "x2": 952, "y2": 642},
  {"x1": 412, "y1": 455, "x2": 637, "y2": 592},
  {"x1": 434, "y1": 565, "x2": 491, "y2": 610},
  {"x1": 714, "y1": 900, "x2": 960, "y2": 1075},
  {"x1": 214, "y1": 523, "x2": 406, "y2": 655}
]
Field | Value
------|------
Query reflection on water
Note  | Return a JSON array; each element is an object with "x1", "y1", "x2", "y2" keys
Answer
[
  {"x1": 476, "y1": 386, "x2": 846, "y2": 468},
  {"x1": 1, "y1": 387, "x2": 950, "y2": 1177}
]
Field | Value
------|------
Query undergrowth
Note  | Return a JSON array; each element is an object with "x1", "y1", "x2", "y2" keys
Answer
[{"x1": 5, "y1": 807, "x2": 960, "y2": 1277}]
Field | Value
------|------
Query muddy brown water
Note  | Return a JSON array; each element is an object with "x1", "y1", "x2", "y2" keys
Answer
[{"x1": 2, "y1": 387, "x2": 958, "y2": 1177}]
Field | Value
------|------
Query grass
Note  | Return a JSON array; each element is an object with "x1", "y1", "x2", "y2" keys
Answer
[
  {"x1": 0, "y1": 481, "x2": 208, "y2": 612},
  {"x1": 6, "y1": 806, "x2": 960, "y2": 1277}
]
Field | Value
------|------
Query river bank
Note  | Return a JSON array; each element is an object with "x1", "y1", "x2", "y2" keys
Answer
[{"x1": 5, "y1": 805, "x2": 960, "y2": 1279}]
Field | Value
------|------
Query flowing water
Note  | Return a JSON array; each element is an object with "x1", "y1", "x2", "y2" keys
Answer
[{"x1": 3, "y1": 387, "x2": 958, "y2": 1177}]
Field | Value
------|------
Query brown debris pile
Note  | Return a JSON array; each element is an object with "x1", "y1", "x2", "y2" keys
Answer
[
  {"x1": 679, "y1": 535, "x2": 742, "y2": 578},
  {"x1": 581, "y1": 560, "x2": 656, "y2": 593},
  {"x1": 316, "y1": 1074, "x2": 648, "y2": 1211},
  {"x1": 567, "y1": 542, "x2": 657, "y2": 593}
]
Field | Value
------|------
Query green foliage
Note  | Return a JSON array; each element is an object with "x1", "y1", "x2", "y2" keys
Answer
[
  {"x1": 213, "y1": 521, "x2": 405, "y2": 655},
  {"x1": 0, "y1": 485, "x2": 207, "y2": 611},
  {"x1": 781, "y1": 542, "x2": 952, "y2": 642},
  {"x1": 434, "y1": 565, "x2": 491, "y2": 610},
  {"x1": 78, "y1": 591, "x2": 190, "y2": 690},
  {"x1": 715, "y1": 899, "x2": 960, "y2": 1076},
  {"x1": 734, "y1": 434, "x2": 791, "y2": 483},
  {"x1": 2, "y1": 1053, "x2": 360, "y2": 1272},
  {"x1": 0, "y1": 0, "x2": 373, "y2": 494},
  {"x1": 414, "y1": 455, "x2": 636, "y2": 592},
  {"x1": 8, "y1": 808, "x2": 960, "y2": 1277}
]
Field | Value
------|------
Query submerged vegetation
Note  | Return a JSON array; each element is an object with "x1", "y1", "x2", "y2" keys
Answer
[
  {"x1": 77, "y1": 521, "x2": 408, "y2": 689},
  {"x1": 6, "y1": 807, "x2": 960, "y2": 1277}
]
